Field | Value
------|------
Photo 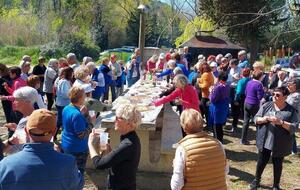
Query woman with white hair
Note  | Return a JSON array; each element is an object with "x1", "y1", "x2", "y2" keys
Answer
[
  {"x1": 43, "y1": 58, "x2": 58, "y2": 110},
  {"x1": 156, "y1": 53, "x2": 166, "y2": 71},
  {"x1": 88, "y1": 104, "x2": 141, "y2": 190},
  {"x1": 73, "y1": 66, "x2": 90, "y2": 87},
  {"x1": 154, "y1": 74, "x2": 200, "y2": 112}
]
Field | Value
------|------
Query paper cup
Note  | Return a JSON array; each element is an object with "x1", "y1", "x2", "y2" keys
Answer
[
  {"x1": 89, "y1": 110, "x2": 96, "y2": 118},
  {"x1": 100, "y1": 132, "x2": 109, "y2": 150},
  {"x1": 13, "y1": 128, "x2": 27, "y2": 144}
]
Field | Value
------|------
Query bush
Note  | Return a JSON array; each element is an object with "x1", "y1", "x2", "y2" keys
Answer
[
  {"x1": 40, "y1": 42, "x2": 64, "y2": 58},
  {"x1": 60, "y1": 33, "x2": 100, "y2": 60}
]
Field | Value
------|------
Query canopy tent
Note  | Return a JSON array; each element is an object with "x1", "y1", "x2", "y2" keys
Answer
[{"x1": 180, "y1": 35, "x2": 245, "y2": 65}]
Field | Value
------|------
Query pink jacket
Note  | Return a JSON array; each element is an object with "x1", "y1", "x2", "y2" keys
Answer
[
  {"x1": 4, "y1": 77, "x2": 27, "y2": 110},
  {"x1": 154, "y1": 85, "x2": 200, "y2": 112}
]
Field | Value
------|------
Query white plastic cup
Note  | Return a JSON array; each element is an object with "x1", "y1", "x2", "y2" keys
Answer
[
  {"x1": 100, "y1": 132, "x2": 109, "y2": 150},
  {"x1": 89, "y1": 110, "x2": 96, "y2": 118},
  {"x1": 13, "y1": 128, "x2": 27, "y2": 144}
]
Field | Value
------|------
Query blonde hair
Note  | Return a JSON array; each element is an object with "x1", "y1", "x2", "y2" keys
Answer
[
  {"x1": 68, "y1": 86, "x2": 85, "y2": 103},
  {"x1": 253, "y1": 61, "x2": 265, "y2": 70},
  {"x1": 174, "y1": 74, "x2": 188, "y2": 89},
  {"x1": 116, "y1": 104, "x2": 142, "y2": 129},
  {"x1": 74, "y1": 66, "x2": 89, "y2": 80},
  {"x1": 180, "y1": 109, "x2": 203, "y2": 134}
]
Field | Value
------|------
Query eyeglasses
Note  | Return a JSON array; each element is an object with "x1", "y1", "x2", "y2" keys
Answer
[{"x1": 272, "y1": 92, "x2": 282, "y2": 97}]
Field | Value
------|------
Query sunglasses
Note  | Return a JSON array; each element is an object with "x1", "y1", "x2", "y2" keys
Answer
[{"x1": 272, "y1": 92, "x2": 282, "y2": 97}]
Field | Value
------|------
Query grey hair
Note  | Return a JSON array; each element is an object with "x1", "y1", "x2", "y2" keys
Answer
[
  {"x1": 67, "y1": 53, "x2": 76, "y2": 60},
  {"x1": 86, "y1": 62, "x2": 96, "y2": 70},
  {"x1": 13, "y1": 86, "x2": 38, "y2": 104},
  {"x1": 116, "y1": 104, "x2": 142, "y2": 129},
  {"x1": 167, "y1": 60, "x2": 176, "y2": 68},
  {"x1": 174, "y1": 74, "x2": 188, "y2": 89},
  {"x1": 48, "y1": 59, "x2": 58, "y2": 68},
  {"x1": 173, "y1": 67, "x2": 183, "y2": 76},
  {"x1": 83, "y1": 56, "x2": 92, "y2": 65},
  {"x1": 238, "y1": 50, "x2": 247, "y2": 56}
]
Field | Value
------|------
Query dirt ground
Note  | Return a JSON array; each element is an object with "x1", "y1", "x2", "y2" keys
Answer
[{"x1": 0, "y1": 107, "x2": 299, "y2": 190}]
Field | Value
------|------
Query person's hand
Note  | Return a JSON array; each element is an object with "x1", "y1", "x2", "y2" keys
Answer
[
  {"x1": 0, "y1": 95, "x2": 5, "y2": 101},
  {"x1": 3, "y1": 123, "x2": 17, "y2": 131},
  {"x1": 8, "y1": 135, "x2": 19, "y2": 145},
  {"x1": 234, "y1": 101, "x2": 239, "y2": 106},
  {"x1": 268, "y1": 116, "x2": 282, "y2": 125},
  {"x1": 100, "y1": 144, "x2": 112, "y2": 155},
  {"x1": 104, "y1": 100, "x2": 112, "y2": 105},
  {"x1": 90, "y1": 114, "x2": 97, "y2": 123},
  {"x1": 91, "y1": 81, "x2": 97, "y2": 88},
  {"x1": 80, "y1": 105, "x2": 88, "y2": 115},
  {"x1": 2, "y1": 82, "x2": 8, "y2": 88},
  {"x1": 88, "y1": 132, "x2": 100, "y2": 148},
  {"x1": 262, "y1": 116, "x2": 270, "y2": 123}
]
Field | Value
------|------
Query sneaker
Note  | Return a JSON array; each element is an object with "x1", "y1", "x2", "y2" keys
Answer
[{"x1": 249, "y1": 179, "x2": 260, "y2": 190}]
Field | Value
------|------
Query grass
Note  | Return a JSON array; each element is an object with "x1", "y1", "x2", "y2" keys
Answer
[
  {"x1": 0, "y1": 45, "x2": 41, "y2": 66},
  {"x1": 224, "y1": 119, "x2": 300, "y2": 190}
]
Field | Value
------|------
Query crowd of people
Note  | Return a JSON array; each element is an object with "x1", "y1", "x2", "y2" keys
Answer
[{"x1": 0, "y1": 46, "x2": 298, "y2": 190}]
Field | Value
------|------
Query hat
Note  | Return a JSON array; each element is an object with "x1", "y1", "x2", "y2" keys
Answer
[
  {"x1": 22, "y1": 55, "x2": 31, "y2": 62},
  {"x1": 26, "y1": 109, "x2": 56, "y2": 137},
  {"x1": 224, "y1": 53, "x2": 232, "y2": 59},
  {"x1": 159, "y1": 53, "x2": 165, "y2": 59},
  {"x1": 238, "y1": 50, "x2": 247, "y2": 56},
  {"x1": 82, "y1": 83, "x2": 94, "y2": 93},
  {"x1": 198, "y1": 54, "x2": 205, "y2": 61},
  {"x1": 13, "y1": 86, "x2": 38, "y2": 104},
  {"x1": 288, "y1": 78, "x2": 300, "y2": 90},
  {"x1": 19, "y1": 61, "x2": 31, "y2": 68},
  {"x1": 210, "y1": 61, "x2": 218, "y2": 67}
]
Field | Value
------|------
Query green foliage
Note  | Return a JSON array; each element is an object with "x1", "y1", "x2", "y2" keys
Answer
[
  {"x1": 175, "y1": 17, "x2": 214, "y2": 47},
  {"x1": 0, "y1": 46, "x2": 40, "y2": 65},
  {"x1": 198, "y1": 0, "x2": 286, "y2": 63},
  {"x1": 0, "y1": 0, "x2": 186, "y2": 56},
  {"x1": 60, "y1": 33, "x2": 100, "y2": 60}
]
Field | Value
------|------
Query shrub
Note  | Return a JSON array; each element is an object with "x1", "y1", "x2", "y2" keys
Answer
[
  {"x1": 40, "y1": 42, "x2": 63, "y2": 58},
  {"x1": 60, "y1": 33, "x2": 100, "y2": 60}
]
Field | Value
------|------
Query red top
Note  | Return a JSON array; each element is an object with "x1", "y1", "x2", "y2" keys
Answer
[
  {"x1": 156, "y1": 60, "x2": 165, "y2": 70},
  {"x1": 146, "y1": 60, "x2": 156, "y2": 72},
  {"x1": 154, "y1": 85, "x2": 200, "y2": 112}
]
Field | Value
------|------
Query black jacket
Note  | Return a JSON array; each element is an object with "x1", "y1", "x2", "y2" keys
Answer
[
  {"x1": 255, "y1": 102, "x2": 298, "y2": 157},
  {"x1": 93, "y1": 131, "x2": 141, "y2": 190}
]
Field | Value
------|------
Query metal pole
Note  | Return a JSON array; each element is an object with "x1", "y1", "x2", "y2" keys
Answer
[{"x1": 138, "y1": 10, "x2": 146, "y2": 70}]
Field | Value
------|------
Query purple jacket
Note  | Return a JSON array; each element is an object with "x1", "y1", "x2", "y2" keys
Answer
[{"x1": 245, "y1": 80, "x2": 264, "y2": 105}]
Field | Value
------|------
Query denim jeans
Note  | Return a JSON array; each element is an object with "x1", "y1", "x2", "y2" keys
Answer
[
  {"x1": 102, "y1": 82, "x2": 116, "y2": 102},
  {"x1": 55, "y1": 105, "x2": 65, "y2": 139}
]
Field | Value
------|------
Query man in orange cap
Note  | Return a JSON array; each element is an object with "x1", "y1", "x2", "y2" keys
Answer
[{"x1": 0, "y1": 109, "x2": 84, "y2": 190}]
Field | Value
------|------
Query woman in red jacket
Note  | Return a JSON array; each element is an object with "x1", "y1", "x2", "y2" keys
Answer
[{"x1": 153, "y1": 74, "x2": 200, "y2": 112}]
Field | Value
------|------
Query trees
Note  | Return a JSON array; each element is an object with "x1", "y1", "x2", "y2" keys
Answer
[{"x1": 198, "y1": 0, "x2": 287, "y2": 63}]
